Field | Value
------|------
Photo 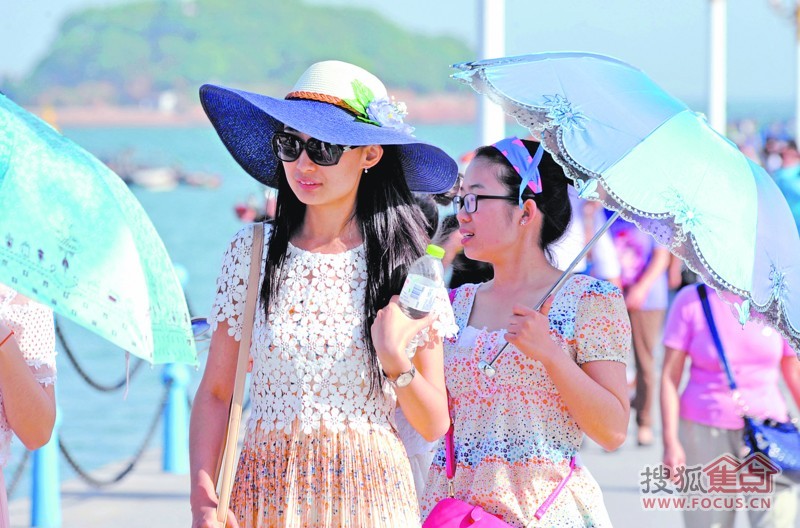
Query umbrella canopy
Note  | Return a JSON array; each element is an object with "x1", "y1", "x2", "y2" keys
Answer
[
  {"x1": 0, "y1": 94, "x2": 196, "y2": 364},
  {"x1": 453, "y1": 52, "x2": 800, "y2": 353}
]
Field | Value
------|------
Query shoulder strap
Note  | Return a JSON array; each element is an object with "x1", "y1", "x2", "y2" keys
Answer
[
  {"x1": 216, "y1": 222, "x2": 264, "y2": 523},
  {"x1": 697, "y1": 284, "x2": 737, "y2": 391},
  {"x1": 444, "y1": 289, "x2": 456, "y2": 488}
]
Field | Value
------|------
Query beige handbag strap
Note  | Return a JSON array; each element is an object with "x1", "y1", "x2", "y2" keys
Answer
[{"x1": 216, "y1": 222, "x2": 264, "y2": 524}]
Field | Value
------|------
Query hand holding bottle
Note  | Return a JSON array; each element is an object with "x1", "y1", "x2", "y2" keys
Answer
[{"x1": 371, "y1": 296, "x2": 438, "y2": 377}]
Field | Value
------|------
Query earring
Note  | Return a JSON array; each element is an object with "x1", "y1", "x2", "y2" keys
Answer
[
  {"x1": 364, "y1": 168, "x2": 369, "y2": 174},
  {"x1": 520, "y1": 219, "x2": 527, "y2": 226}
]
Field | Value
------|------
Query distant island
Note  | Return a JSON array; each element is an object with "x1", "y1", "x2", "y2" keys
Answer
[{"x1": 2, "y1": 0, "x2": 477, "y2": 126}]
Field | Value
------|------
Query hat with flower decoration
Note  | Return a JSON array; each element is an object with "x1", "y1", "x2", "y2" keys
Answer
[{"x1": 199, "y1": 60, "x2": 458, "y2": 193}]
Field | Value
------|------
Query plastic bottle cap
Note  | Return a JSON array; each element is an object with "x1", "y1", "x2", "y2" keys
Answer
[{"x1": 425, "y1": 244, "x2": 445, "y2": 259}]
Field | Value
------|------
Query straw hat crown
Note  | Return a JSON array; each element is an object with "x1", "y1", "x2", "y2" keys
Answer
[{"x1": 288, "y1": 60, "x2": 389, "y2": 105}]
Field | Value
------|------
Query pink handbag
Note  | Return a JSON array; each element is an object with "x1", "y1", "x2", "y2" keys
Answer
[
  {"x1": 424, "y1": 497, "x2": 511, "y2": 527},
  {"x1": 422, "y1": 424, "x2": 513, "y2": 527},
  {"x1": 424, "y1": 290, "x2": 576, "y2": 527}
]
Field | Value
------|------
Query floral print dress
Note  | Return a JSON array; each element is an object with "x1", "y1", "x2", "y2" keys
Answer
[
  {"x1": 422, "y1": 275, "x2": 630, "y2": 527},
  {"x1": 211, "y1": 224, "x2": 443, "y2": 527}
]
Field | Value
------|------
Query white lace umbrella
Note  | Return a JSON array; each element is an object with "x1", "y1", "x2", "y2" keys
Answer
[{"x1": 453, "y1": 52, "x2": 800, "y2": 361}]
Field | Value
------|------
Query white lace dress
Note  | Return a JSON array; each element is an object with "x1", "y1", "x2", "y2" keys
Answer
[
  {"x1": 0, "y1": 284, "x2": 56, "y2": 528},
  {"x1": 210, "y1": 224, "x2": 421, "y2": 527}
]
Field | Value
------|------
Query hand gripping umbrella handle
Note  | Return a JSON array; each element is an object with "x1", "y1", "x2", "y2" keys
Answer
[
  {"x1": 216, "y1": 222, "x2": 264, "y2": 523},
  {"x1": 479, "y1": 211, "x2": 620, "y2": 377}
]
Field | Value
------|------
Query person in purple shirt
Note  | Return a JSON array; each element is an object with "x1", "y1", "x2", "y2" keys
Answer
[
  {"x1": 661, "y1": 283, "x2": 800, "y2": 528},
  {"x1": 609, "y1": 218, "x2": 670, "y2": 446}
]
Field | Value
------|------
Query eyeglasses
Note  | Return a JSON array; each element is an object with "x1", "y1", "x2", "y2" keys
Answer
[
  {"x1": 452, "y1": 193, "x2": 518, "y2": 214},
  {"x1": 271, "y1": 131, "x2": 354, "y2": 166}
]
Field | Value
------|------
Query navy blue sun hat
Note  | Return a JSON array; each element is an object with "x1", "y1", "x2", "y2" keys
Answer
[{"x1": 199, "y1": 60, "x2": 458, "y2": 193}]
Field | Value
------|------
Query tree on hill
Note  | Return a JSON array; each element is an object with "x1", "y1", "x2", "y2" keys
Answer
[{"x1": 8, "y1": 0, "x2": 472, "y2": 106}]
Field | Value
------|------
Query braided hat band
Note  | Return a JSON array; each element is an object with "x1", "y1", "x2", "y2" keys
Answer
[{"x1": 285, "y1": 91, "x2": 356, "y2": 115}]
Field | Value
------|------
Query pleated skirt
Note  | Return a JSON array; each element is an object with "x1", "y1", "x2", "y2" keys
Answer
[{"x1": 231, "y1": 423, "x2": 420, "y2": 528}]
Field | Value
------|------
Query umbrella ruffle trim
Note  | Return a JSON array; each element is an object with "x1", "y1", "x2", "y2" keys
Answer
[{"x1": 454, "y1": 68, "x2": 800, "y2": 354}]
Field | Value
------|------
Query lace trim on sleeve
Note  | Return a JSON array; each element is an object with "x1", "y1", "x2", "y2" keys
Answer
[
  {"x1": 32, "y1": 373, "x2": 56, "y2": 387},
  {"x1": 209, "y1": 224, "x2": 269, "y2": 342},
  {"x1": 26, "y1": 361, "x2": 57, "y2": 386}
]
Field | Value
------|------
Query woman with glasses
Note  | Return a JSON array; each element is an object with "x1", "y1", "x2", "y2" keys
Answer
[
  {"x1": 421, "y1": 137, "x2": 631, "y2": 527},
  {"x1": 189, "y1": 61, "x2": 457, "y2": 528}
]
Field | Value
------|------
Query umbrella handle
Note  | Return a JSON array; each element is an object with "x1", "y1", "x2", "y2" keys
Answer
[{"x1": 478, "y1": 211, "x2": 620, "y2": 377}]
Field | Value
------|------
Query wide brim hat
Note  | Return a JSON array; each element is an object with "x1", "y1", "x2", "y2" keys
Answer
[{"x1": 199, "y1": 60, "x2": 458, "y2": 193}]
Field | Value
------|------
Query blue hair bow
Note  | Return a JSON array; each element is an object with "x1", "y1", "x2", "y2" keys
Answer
[{"x1": 492, "y1": 137, "x2": 544, "y2": 209}]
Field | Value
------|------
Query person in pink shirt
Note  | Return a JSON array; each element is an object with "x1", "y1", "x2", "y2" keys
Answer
[
  {"x1": 661, "y1": 283, "x2": 800, "y2": 528},
  {"x1": 0, "y1": 284, "x2": 57, "y2": 528}
]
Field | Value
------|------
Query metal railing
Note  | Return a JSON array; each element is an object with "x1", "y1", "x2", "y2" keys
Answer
[{"x1": 6, "y1": 318, "x2": 193, "y2": 528}]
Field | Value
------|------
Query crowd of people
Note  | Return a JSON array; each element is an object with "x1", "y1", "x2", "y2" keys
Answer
[
  {"x1": 3, "y1": 57, "x2": 797, "y2": 528},
  {"x1": 185, "y1": 59, "x2": 800, "y2": 528},
  {"x1": 734, "y1": 118, "x2": 800, "y2": 235}
]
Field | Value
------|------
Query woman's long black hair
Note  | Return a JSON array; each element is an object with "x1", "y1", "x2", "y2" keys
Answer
[
  {"x1": 474, "y1": 139, "x2": 572, "y2": 260},
  {"x1": 261, "y1": 145, "x2": 430, "y2": 395}
]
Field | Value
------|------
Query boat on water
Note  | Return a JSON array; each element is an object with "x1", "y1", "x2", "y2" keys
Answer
[
  {"x1": 103, "y1": 150, "x2": 222, "y2": 191},
  {"x1": 34, "y1": 107, "x2": 222, "y2": 191},
  {"x1": 124, "y1": 166, "x2": 222, "y2": 191}
]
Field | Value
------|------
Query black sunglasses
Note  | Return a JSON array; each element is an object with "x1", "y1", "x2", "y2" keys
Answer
[
  {"x1": 271, "y1": 131, "x2": 354, "y2": 166},
  {"x1": 453, "y1": 193, "x2": 518, "y2": 214}
]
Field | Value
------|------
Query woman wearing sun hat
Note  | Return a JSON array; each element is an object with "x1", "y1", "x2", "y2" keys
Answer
[{"x1": 189, "y1": 60, "x2": 458, "y2": 528}]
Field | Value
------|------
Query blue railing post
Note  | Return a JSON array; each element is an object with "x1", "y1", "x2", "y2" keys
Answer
[
  {"x1": 162, "y1": 363, "x2": 189, "y2": 473},
  {"x1": 31, "y1": 405, "x2": 61, "y2": 527}
]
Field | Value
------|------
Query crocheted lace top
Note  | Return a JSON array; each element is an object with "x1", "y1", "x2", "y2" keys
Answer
[{"x1": 210, "y1": 223, "x2": 456, "y2": 436}]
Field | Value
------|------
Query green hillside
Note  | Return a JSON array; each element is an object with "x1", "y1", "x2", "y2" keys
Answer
[{"x1": 8, "y1": 0, "x2": 472, "y2": 105}]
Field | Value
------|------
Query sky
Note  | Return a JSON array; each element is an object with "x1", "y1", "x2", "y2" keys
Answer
[{"x1": 1, "y1": 0, "x2": 797, "y2": 113}]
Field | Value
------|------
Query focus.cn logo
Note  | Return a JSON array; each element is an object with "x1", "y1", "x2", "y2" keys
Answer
[{"x1": 639, "y1": 452, "x2": 779, "y2": 511}]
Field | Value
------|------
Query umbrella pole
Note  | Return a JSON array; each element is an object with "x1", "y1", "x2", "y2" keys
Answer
[{"x1": 478, "y1": 211, "x2": 621, "y2": 377}]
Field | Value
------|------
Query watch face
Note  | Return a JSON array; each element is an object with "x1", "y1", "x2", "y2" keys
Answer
[{"x1": 395, "y1": 367, "x2": 416, "y2": 388}]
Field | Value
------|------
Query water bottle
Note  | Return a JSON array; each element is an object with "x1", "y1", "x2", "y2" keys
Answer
[{"x1": 398, "y1": 244, "x2": 446, "y2": 319}]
